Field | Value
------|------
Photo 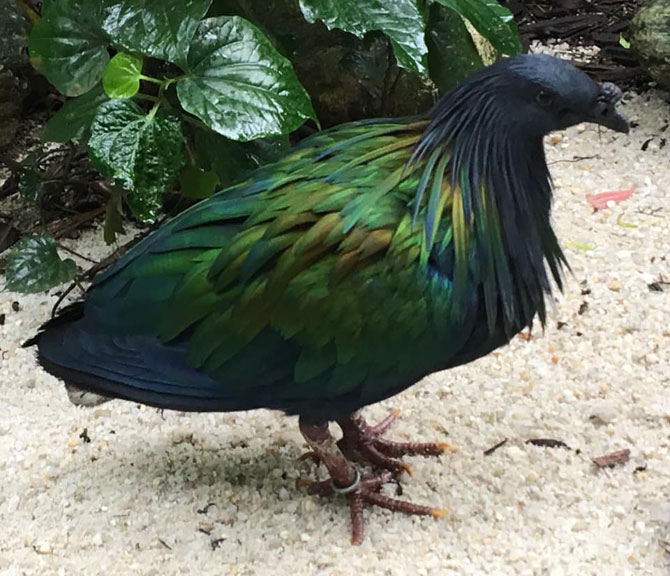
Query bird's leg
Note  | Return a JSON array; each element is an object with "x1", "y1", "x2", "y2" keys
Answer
[
  {"x1": 298, "y1": 416, "x2": 444, "y2": 545},
  {"x1": 298, "y1": 418, "x2": 358, "y2": 489},
  {"x1": 337, "y1": 411, "x2": 452, "y2": 475}
]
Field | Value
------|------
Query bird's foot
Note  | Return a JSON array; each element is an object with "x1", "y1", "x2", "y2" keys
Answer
[
  {"x1": 298, "y1": 416, "x2": 447, "y2": 545},
  {"x1": 337, "y1": 411, "x2": 453, "y2": 477},
  {"x1": 297, "y1": 469, "x2": 445, "y2": 545}
]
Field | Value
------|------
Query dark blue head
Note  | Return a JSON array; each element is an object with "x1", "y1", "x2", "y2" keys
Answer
[
  {"x1": 501, "y1": 53, "x2": 628, "y2": 136},
  {"x1": 429, "y1": 53, "x2": 629, "y2": 140}
]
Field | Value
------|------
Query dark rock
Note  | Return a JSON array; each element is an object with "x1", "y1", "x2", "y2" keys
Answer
[
  {"x1": 0, "y1": 0, "x2": 31, "y2": 148},
  {"x1": 631, "y1": 0, "x2": 670, "y2": 90}
]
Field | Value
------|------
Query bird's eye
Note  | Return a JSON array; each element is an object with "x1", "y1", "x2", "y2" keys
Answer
[{"x1": 536, "y1": 90, "x2": 553, "y2": 107}]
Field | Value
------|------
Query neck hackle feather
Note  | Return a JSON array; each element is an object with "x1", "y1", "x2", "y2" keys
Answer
[
  {"x1": 418, "y1": 68, "x2": 568, "y2": 336},
  {"x1": 344, "y1": 68, "x2": 568, "y2": 338}
]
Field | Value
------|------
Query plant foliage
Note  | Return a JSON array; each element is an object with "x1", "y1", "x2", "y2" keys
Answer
[
  {"x1": 5, "y1": 236, "x2": 77, "y2": 293},
  {"x1": 6, "y1": 0, "x2": 521, "y2": 293}
]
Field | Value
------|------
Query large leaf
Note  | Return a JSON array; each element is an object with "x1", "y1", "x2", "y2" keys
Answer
[
  {"x1": 193, "y1": 129, "x2": 289, "y2": 188},
  {"x1": 434, "y1": 0, "x2": 522, "y2": 56},
  {"x1": 101, "y1": 0, "x2": 213, "y2": 67},
  {"x1": 427, "y1": 4, "x2": 484, "y2": 92},
  {"x1": 179, "y1": 165, "x2": 220, "y2": 200},
  {"x1": 28, "y1": 0, "x2": 109, "y2": 96},
  {"x1": 177, "y1": 16, "x2": 316, "y2": 141},
  {"x1": 299, "y1": 0, "x2": 427, "y2": 74},
  {"x1": 5, "y1": 236, "x2": 77, "y2": 293},
  {"x1": 193, "y1": 129, "x2": 254, "y2": 188},
  {"x1": 88, "y1": 100, "x2": 185, "y2": 222},
  {"x1": 42, "y1": 84, "x2": 108, "y2": 143},
  {"x1": 102, "y1": 52, "x2": 143, "y2": 99}
]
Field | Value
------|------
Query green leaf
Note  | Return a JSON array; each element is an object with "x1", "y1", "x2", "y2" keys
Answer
[
  {"x1": 193, "y1": 129, "x2": 287, "y2": 188},
  {"x1": 88, "y1": 100, "x2": 185, "y2": 222},
  {"x1": 101, "y1": 0, "x2": 212, "y2": 67},
  {"x1": 102, "y1": 52, "x2": 143, "y2": 98},
  {"x1": 193, "y1": 129, "x2": 255, "y2": 188},
  {"x1": 619, "y1": 34, "x2": 630, "y2": 50},
  {"x1": 427, "y1": 4, "x2": 484, "y2": 91},
  {"x1": 4, "y1": 235, "x2": 77, "y2": 293},
  {"x1": 564, "y1": 241, "x2": 595, "y2": 251},
  {"x1": 179, "y1": 165, "x2": 220, "y2": 199},
  {"x1": 28, "y1": 0, "x2": 109, "y2": 96},
  {"x1": 42, "y1": 84, "x2": 108, "y2": 143},
  {"x1": 299, "y1": 0, "x2": 427, "y2": 74},
  {"x1": 177, "y1": 16, "x2": 316, "y2": 141},
  {"x1": 434, "y1": 0, "x2": 522, "y2": 56},
  {"x1": 18, "y1": 171, "x2": 45, "y2": 202},
  {"x1": 104, "y1": 189, "x2": 126, "y2": 244},
  {"x1": 244, "y1": 135, "x2": 291, "y2": 167}
]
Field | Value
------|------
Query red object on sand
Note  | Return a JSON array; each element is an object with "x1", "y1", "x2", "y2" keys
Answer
[{"x1": 586, "y1": 186, "x2": 635, "y2": 210}]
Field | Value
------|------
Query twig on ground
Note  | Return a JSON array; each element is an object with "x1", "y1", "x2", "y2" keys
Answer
[{"x1": 483, "y1": 439, "x2": 508, "y2": 456}]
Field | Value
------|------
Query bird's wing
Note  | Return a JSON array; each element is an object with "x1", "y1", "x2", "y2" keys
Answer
[{"x1": 48, "y1": 119, "x2": 482, "y2": 413}]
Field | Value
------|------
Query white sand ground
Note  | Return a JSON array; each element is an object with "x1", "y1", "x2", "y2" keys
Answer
[{"x1": 1, "y1": 88, "x2": 669, "y2": 576}]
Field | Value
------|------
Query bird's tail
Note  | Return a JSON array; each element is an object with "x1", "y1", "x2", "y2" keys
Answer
[
  {"x1": 24, "y1": 303, "x2": 111, "y2": 406},
  {"x1": 24, "y1": 303, "x2": 253, "y2": 412}
]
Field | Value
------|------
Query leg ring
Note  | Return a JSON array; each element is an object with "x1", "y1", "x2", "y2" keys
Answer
[{"x1": 330, "y1": 468, "x2": 361, "y2": 495}]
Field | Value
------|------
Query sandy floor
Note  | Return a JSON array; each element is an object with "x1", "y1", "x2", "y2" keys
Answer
[{"x1": 1, "y1": 87, "x2": 669, "y2": 575}]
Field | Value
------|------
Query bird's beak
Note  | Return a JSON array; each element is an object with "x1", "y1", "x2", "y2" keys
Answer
[{"x1": 590, "y1": 82, "x2": 629, "y2": 134}]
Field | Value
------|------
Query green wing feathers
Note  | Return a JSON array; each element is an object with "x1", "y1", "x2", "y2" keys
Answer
[{"x1": 89, "y1": 118, "x2": 497, "y2": 401}]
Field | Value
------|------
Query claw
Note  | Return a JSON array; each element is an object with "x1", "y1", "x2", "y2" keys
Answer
[
  {"x1": 295, "y1": 477, "x2": 314, "y2": 489},
  {"x1": 368, "y1": 408, "x2": 401, "y2": 436},
  {"x1": 435, "y1": 441, "x2": 458, "y2": 454},
  {"x1": 297, "y1": 451, "x2": 321, "y2": 464}
]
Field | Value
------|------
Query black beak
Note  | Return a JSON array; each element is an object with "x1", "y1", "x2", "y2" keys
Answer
[{"x1": 591, "y1": 82, "x2": 629, "y2": 134}]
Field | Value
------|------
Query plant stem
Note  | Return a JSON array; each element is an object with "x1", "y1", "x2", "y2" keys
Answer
[
  {"x1": 148, "y1": 101, "x2": 161, "y2": 119},
  {"x1": 139, "y1": 74, "x2": 163, "y2": 86},
  {"x1": 136, "y1": 93, "x2": 160, "y2": 102},
  {"x1": 56, "y1": 242, "x2": 98, "y2": 264},
  {"x1": 163, "y1": 75, "x2": 187, "y2": 88}
]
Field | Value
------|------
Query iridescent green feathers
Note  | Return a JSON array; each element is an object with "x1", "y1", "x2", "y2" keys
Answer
[{"x1": 88, "y1": 112, "x2": 562, "y2": 400}]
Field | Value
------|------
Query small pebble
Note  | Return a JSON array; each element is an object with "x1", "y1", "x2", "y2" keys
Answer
[
  {"x1": 506, "y1": 446, "x2": 525, "y2": 462},
  {"x1": 589, "y1": 402, "x2": 618, "y2": 425},
  {"x1": 170, "y1": 426, "x2": 194, "y2": 445},
  {"x1": 33, "y1": 541, "x2": 53, "y2": 554}
]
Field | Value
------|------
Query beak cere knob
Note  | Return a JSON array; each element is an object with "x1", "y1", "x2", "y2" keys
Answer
[
  {"x1": 593, "y1": 81, "x2": 629, "y2": 134},
  {"x1": 599, "y1": 82, "x2": 623, "y2": 105}
]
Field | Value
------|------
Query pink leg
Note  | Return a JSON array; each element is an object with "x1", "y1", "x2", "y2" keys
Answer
[{"x1": 298, "y1": 416, "x2": 446, "y2": 545}]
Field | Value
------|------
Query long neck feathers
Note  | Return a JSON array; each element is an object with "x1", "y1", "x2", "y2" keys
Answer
[{"x1": 412, "y1": 76, "x2": 568, "y2": 336}]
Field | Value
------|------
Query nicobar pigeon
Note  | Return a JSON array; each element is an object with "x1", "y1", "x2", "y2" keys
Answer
[{"x1": 26, "y1": 53, "x2": 628, "y2": 544}]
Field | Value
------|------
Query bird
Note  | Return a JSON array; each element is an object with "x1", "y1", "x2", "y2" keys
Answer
[{"x1": 26, "y1": 53, "x2": 628, "y2": 544}]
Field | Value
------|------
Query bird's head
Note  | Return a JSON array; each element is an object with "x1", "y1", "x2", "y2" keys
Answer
[
  {"x1": 497, "y1": 53, "x2": 629, "y2": 136},
  {"x1": 426, "y1": 53, "x2": 629, "y2": 145}
]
